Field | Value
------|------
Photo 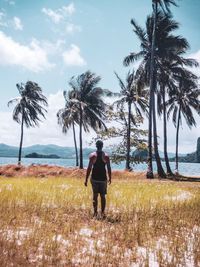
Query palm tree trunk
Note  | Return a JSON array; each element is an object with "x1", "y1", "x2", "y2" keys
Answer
[
  {"x1": 18, "y1": 111, "x2": 24, "y2": 165},
  {"x1": 72, "y1": 122, "x2": 79, "y2": 167},
  {"x1": 79, "y1": 107, "x2": 83, "y2": 169},
  {"x1": 126, "y1": 102, "x2": 131, "y2": 170},
  {"x1": 152, "y1": 91, "x2": 166, "y2": 178},
  {"x1": 162, "y1": 93, "x2": 173, "y2": 176},
  {"x1": 175, "y1": 107, "x2": 181, "y2": 174},
  {"x1": 147, "y1": 1, "x2": 158, "y2": 179}
]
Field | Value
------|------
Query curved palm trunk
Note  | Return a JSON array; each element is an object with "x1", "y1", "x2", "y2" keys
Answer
[
  {"x1": 126, "y1": 102, "x2": 131, "y2": 170},
  {"x1": 152, "y1": 92, "x2": 166, "y2": 178},
  {"x1": 162, "y1": 88, "x2": 173, "y2": 175},
  {"x1": 147, "y1": 1, "x2": 158, "y2": 179},
  {"x1": 72, "y1": 122, "x2": 79, "y2": 167},
  {"x1": 175, "y1": 107, "x2": 181, "y2": 174},
  {"x1": 18, "y1": 111, "x2": 24, "y2": 165},
  {"x1": 79, "y1": 107, "x2": 83, "y2": 169}
]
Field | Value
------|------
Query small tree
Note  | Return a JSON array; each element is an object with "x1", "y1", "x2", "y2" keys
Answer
[
  {"x1": 93, "y1": 108, "x2": 148, "y2": 169},
  {"x1": 114, "y1": 71, "x2": 148, "y2": 170}
]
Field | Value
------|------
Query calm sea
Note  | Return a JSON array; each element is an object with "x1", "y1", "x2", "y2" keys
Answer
[{"x1": 0, "y1": 157, "x2": 199, "y2": 176}]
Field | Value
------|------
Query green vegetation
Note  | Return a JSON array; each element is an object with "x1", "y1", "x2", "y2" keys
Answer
[{"x1": 0, "y1": 176, "x2": 199, "y2": 266}]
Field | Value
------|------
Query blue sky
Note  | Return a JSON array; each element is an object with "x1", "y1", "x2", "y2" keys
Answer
[{"x1": 0, "y1": 0, "x2": 200, "y2": 153}]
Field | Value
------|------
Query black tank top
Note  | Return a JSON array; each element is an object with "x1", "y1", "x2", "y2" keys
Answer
[{"x1": 91, "y1": 151, "x2": 107, "y2": 181}]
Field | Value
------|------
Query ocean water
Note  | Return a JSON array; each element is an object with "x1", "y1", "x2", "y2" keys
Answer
[{"x1": 0, "y1": 157, "x2": 199, "y2": 176}]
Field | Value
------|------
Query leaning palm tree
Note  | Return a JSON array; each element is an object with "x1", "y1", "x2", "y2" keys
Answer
[
  {"x1": 57, "y1": 90, "x2": 79, "y2": 167},
  {"x1": 68, "y1": 71, "x2": 108, "y2": 169},
  {"x1": 114, "y1": 71, "x2": 148, "y2": 170},
  {"x1": 8, "y1": 81, "x2": 48, "y2": 165},
  {"x1": 167, "y1": 74, "x2": 200, "y2": 174}
]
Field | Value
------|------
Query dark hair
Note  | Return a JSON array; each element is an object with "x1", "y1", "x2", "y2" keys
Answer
[{"x1": 96, "y1": 140, "x2": 103, "y2": 149}]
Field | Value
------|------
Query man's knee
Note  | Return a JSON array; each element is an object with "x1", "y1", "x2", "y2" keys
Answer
[{"x1": 100, "y1": 194, "x2": 106, "y2": 199}]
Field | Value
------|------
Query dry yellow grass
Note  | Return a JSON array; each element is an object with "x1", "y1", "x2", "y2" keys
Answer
[{"x1": 0, "y1": 167, "x2": 199, "y2": 266}]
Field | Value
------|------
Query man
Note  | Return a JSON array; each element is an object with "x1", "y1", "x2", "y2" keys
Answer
[{"x1": 84, "y1": 140, "x2": 111, "y2": 218}]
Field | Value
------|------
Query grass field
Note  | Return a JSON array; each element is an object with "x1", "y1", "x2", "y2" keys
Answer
[{"x1": 0, "y1": 171, "x2": 199, "y2": 266}]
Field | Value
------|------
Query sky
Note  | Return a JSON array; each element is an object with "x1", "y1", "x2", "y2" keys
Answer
[{"x1": 0, "y1": 0, "x2": 200, "y2": 153}]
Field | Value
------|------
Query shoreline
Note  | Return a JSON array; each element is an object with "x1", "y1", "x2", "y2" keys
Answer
[{"x1": 0, "y1": 164, "x2": 200, "y2": 182}]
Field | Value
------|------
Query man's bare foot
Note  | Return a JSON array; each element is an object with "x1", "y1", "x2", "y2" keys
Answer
[{"x1": 93, "y1": 212, "x2": 98, "y2": 218}]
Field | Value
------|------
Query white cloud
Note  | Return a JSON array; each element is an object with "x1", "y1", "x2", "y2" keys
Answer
[
  {"x1": 42, "y1": 3, "x2": 75, "y2": 24},
  {"x1": 0, "y1": 31, "x2": 54, "y2": 72},
  {"x1": 13, "y1": 16, "x2": 23, "y2": 31},
  {"x1": 42, "y1": 8, "x2": 63, "y2": 24},
  {"x1": 62, "y1": 44, "x2": 86, "y2": 66},
  {"x1": 65, "y1": 23, "x2": 81, "y2": 34},
  {"x1": 61, "y1": 3, "x2": 75, "y2": 16}
]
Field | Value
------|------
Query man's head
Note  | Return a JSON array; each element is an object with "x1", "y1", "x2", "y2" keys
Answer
[{"x1": 96, "y1": 140, "x2": 103, "y2": 150}]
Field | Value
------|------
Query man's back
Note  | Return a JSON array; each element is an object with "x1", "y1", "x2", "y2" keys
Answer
[{"x1": 91, "y1": 151, "x2": 107, "y2": 181}]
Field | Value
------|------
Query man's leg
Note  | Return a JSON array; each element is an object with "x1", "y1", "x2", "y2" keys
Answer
[
  {"x1": 93, "y1": 193, "x2": 98, "y2": 216},
  {"x1": 100, "y1": 194, "x2": 106, "y2": 215}
]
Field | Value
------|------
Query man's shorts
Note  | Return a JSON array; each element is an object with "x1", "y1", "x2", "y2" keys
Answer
[{"x1": 91, "y1": 179, "x2": 107, "y2": 195}]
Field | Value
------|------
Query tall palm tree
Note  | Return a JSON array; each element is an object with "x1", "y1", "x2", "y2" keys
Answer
[
  {"x1": 124, "y1": 12, "x2": 179, "y2": 177},
  {"x1": 57, "y1": 90, "x2": 79, "y2": 167},
  {"x1": 114, "y1": 71, "x2": 148, "y2": 170},
  {"x1": 8, "y1": 81, "x2": 48, "y2": 165},
  {"x1": 124, "y1": 1, "x2": 178, "y2": 178},
  {"x1": 148, "y1": 0, "x2": 178, "y2": 177},
  {"x1": 167, "y1": 73, "x2": 200, "y2": 174},
  {"x1": 68, "y1": 71, "x2": 108, "y2": 169}
]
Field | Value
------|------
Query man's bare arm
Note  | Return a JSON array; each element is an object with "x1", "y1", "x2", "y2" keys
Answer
[
  {"x1": 107, "y1": 158, "x2": 112, "y2": 184},
  {"x1": 84, "y1": 159, "x2": 93, "y2": 186}
]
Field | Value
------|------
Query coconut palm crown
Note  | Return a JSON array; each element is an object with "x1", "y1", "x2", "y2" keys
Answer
[
  {"x1": 8, "y1": 81, "x2": 48, "y2": 165},
  {"x1": 68, "y1": 70, "x2": 108, "y2": 169}
]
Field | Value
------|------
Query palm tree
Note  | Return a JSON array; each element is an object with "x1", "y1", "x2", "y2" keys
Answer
[
  {"x1": 68, "y1": 71, "x2": 108, "y2": 169},
  {"x1": 57, "y1": 90, "x2": 79, "y2": 167},
  {"x1": 148, "y1": 0, "x2": 178, "y2": 177},
  {"x1": 114, "y1": 71, "x2": 148, "y2": 170},
  {"x1": 157, "y1": 58, "x2": 198, "y2": 175},
  {"x1": 8, "y1": 81, "x2": 48, "y2": 165},
  {"x1": 124, "y1": 1, "x2": 178, "y2": 178},
  {"x1": 123, "y1": 13, "x2": 172, "y2": 177},
  {"x1": 167, "y1": 73, "x2": 200, "y2": 174}
]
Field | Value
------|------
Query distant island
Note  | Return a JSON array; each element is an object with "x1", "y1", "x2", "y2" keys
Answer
[
  {"x1": 169, "y1": 137, "x2": 200, "y2": 163},
  {"x1": 25, "y1": 152, "x2": 60, "y2": 159}
]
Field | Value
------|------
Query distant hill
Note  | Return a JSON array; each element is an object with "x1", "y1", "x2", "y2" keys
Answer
[
  {"x1": 0, "y1": 143, "x2": 188, "y2": 160},
  {"x1": 0, "y1": 143, "x2": 94, "y2": 158}
]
